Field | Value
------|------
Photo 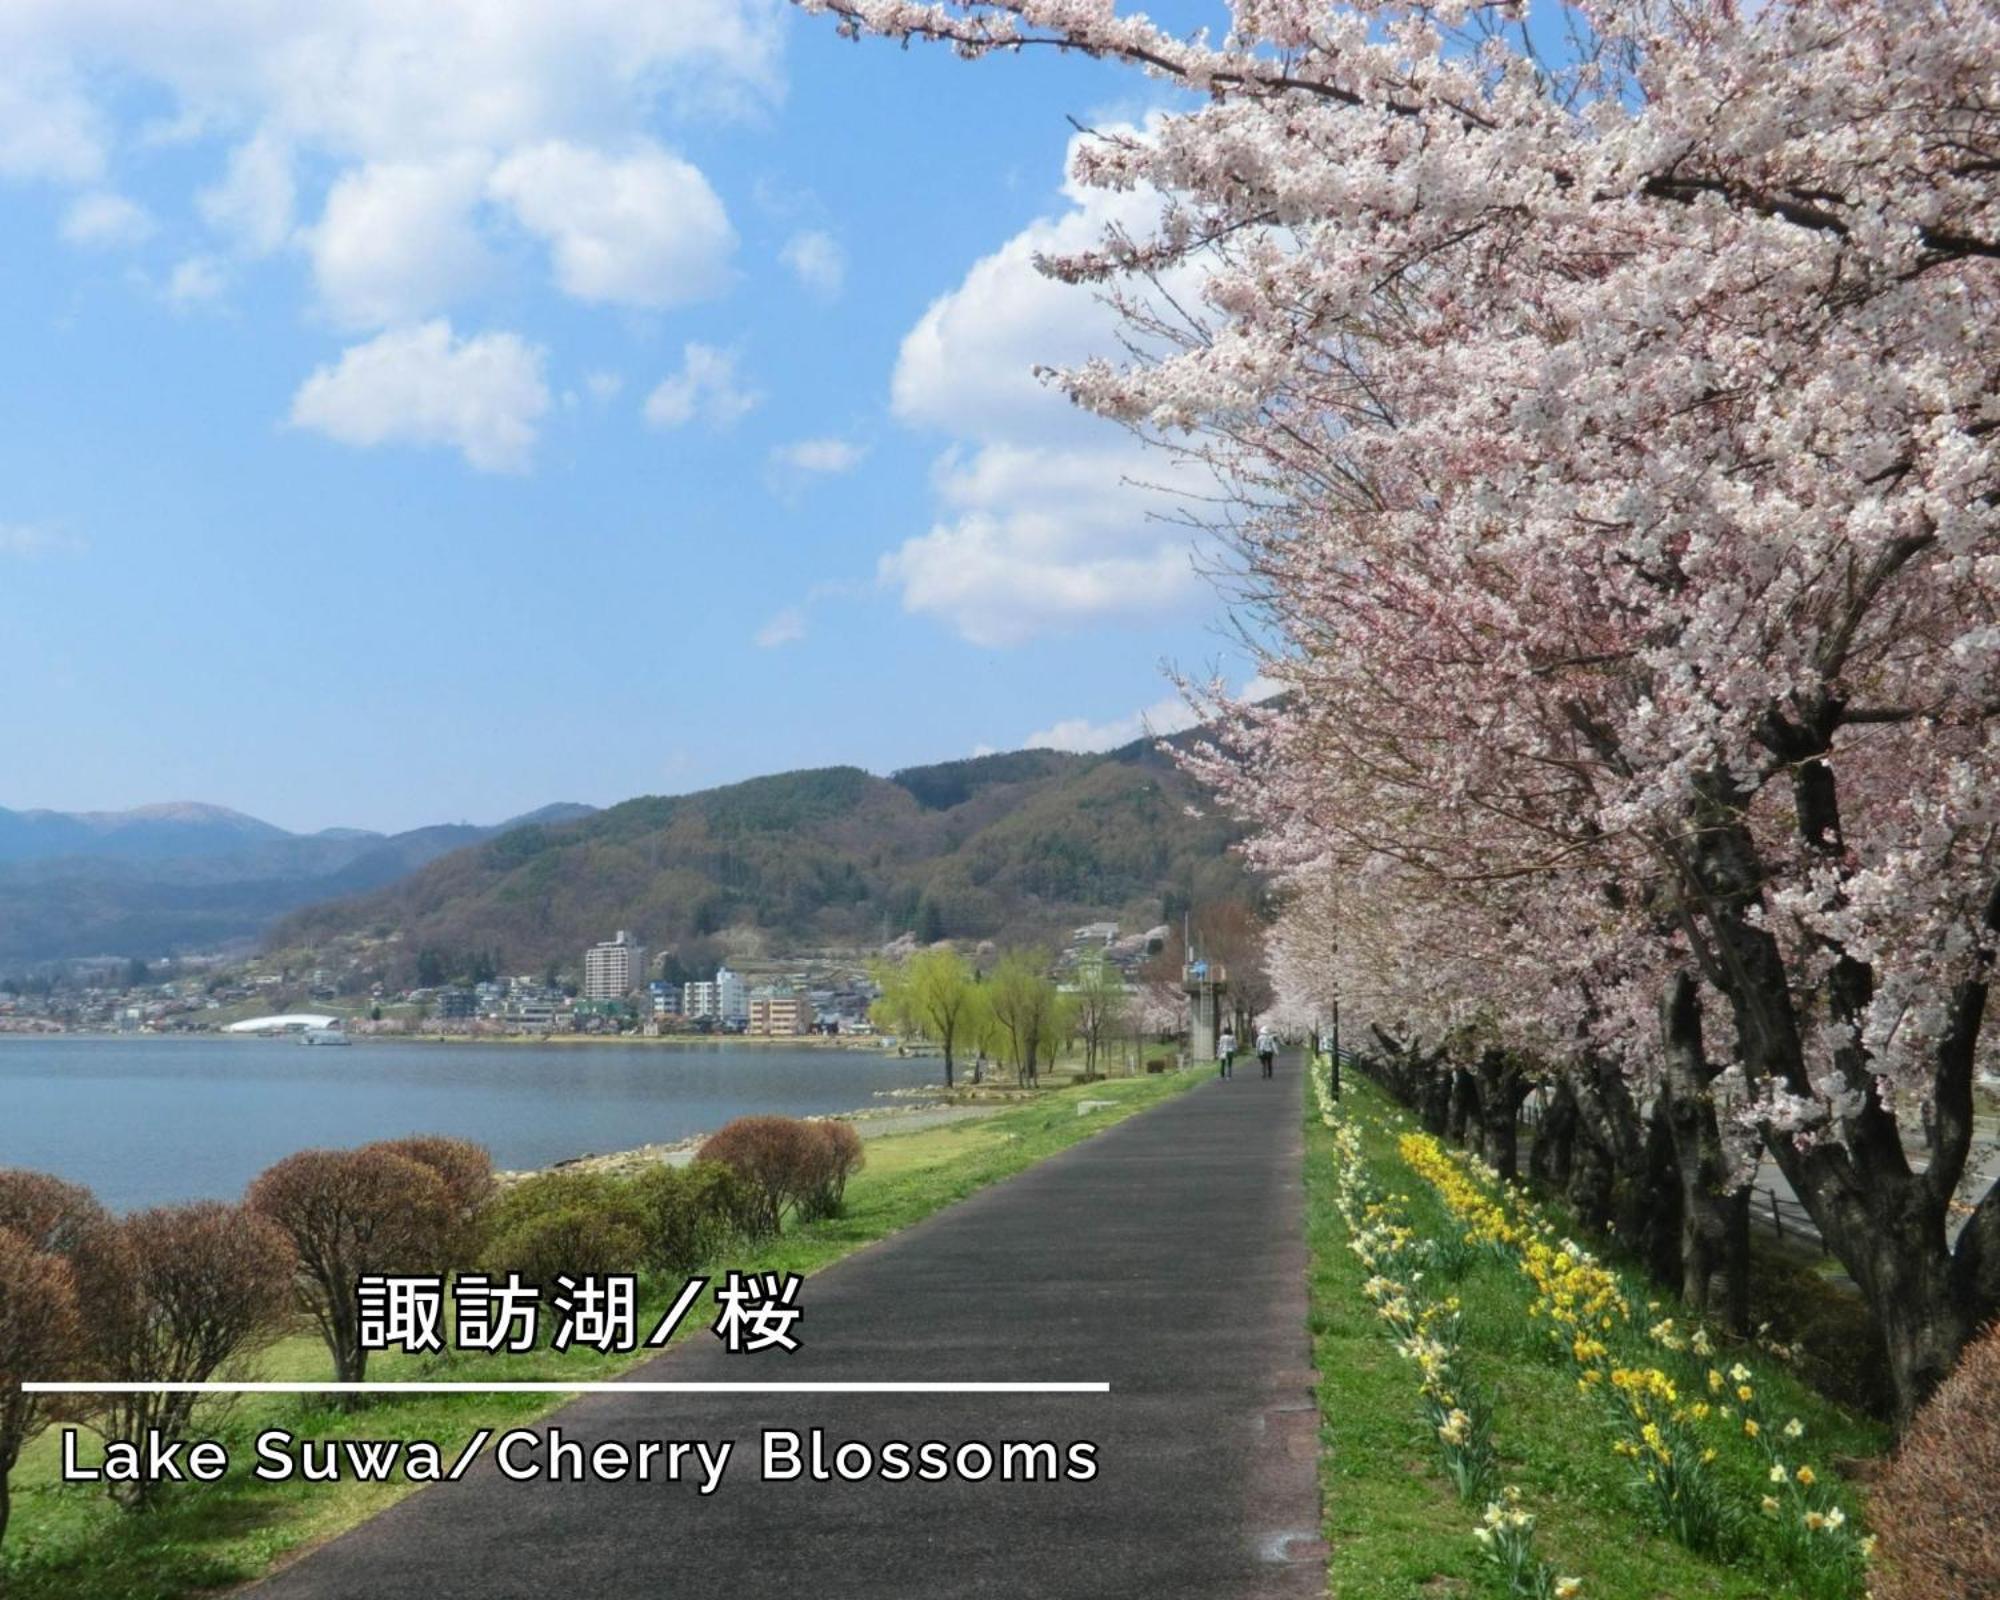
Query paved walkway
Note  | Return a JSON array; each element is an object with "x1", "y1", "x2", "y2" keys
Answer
[{"x1": 253, "y1": 1065, "x2": 1321, "y2": 1599}]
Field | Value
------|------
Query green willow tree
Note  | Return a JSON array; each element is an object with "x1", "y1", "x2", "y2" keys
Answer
[{"x1": 871, "y1": 947, "x2": 977, "y2": 1087}]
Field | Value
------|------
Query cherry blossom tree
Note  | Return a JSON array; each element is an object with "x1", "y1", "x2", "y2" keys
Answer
[{"x1": 805, "y1": 0, "x2": 2000, "y2": 1419}]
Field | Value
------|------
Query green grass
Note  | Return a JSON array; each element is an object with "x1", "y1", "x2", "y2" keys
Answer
[
  {"x1": 1307, "y1": 1072, "x2": 1889, "y2": 1600},
  {"x1": 2, "y1": 1068, "x2": 1202, "y2": 1599}
]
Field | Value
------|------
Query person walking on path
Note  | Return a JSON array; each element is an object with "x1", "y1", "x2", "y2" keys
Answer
[
  {"x1": 1217, "y1": 1026, "x2": 1236, "y2": 1078},
  {"x1": 1255, "y1": 1025, "x2": 1277, "y2": 1078}
]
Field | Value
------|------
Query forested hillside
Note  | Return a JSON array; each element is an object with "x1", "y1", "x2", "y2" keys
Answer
[{"x1": 270, "y1": 742, "x2": 1256, "y2": 976}]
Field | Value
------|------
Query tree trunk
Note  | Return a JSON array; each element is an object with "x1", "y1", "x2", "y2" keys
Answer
[
  {"x1": 1445, "y1": 1068, "x2": 1475, "y2": 1146},
  {"x1": 1658, "y1": 971, "x2": 1754, "y2": 1333},
  {"x1": 1471, "y1": 1048, "x2": 1528, "y2": 1182},
  {"x1": 1530, "y1": 1076, "x2": 1578, "y2": 1190},
  {"x1": 1778, "y1": 1145, "x2": 1977, "y2": 1425}
]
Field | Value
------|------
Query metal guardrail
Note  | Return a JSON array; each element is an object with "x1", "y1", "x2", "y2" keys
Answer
[{"x1": 1752, "y1": 1185, "x2": 1826, "y2": 1254}]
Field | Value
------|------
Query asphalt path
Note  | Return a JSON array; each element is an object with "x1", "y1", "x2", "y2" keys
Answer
[{"x1": 251, "y1": 1062, "x2": 1322, "y2": 1599}]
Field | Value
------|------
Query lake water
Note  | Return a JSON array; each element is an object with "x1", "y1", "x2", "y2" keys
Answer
[{"x1": 1, "y1": 1036, "x2": 943, "y2": 1211}]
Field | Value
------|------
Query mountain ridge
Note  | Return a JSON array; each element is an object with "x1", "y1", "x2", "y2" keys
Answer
[
  {"x1": 0, "y1": 802, "x2": 598, "y2": 967},
  {"x1": 270, "y1": 740, "x2": 1256, "y2": 981}
]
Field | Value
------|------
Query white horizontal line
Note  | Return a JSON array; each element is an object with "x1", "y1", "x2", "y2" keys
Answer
[{"x1": 24, "y1": 1381, "x2": 1111, "y2": 1396}]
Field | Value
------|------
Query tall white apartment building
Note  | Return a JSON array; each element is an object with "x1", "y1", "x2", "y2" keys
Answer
[
  {"x1": 583, "y1": 930, "x2": 647, "y2": 1000},
  {"x1": 683, "y1": 965, "x2": 748, "y2": 1024}
]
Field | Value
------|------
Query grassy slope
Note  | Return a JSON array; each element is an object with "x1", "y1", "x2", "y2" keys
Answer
[
  {"x1": 3, "y1": 1070, "x2": 1201, "y2": 1600},
  {"x1": 1309, "y1": 1073, "x2": 1888, "y2": 1600}
]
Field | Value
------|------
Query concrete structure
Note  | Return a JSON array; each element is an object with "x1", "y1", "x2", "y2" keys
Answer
[
  {"x1": 583, "y1": 930, "x2": 647, "y2": 1000},
  {"x1": 748, "y1": 987, "x2": 812, "y2": 1036},
  {"x1": 649, "y1": 982, "x2": 682, "y2": 1019},
  {"x1": 223, "y1": 1013, "x2": 338, "y2": 1035},
  {"x1": 1183, "y1": 954, "x2": 1230, "y2": 1062}
]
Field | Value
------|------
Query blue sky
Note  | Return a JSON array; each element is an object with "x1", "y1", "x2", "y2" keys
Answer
[{"x1": 0, "y1": 0, "x2": 1255, "y2": 833}]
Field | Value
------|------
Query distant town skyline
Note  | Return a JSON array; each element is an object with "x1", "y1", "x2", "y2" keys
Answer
[{"x1": 0, "y1": 1, "x2": 1257, "y2": 834}]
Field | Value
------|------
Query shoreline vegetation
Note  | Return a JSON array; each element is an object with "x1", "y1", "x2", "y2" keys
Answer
[{"x1": 1, "y1": 1066, "x2": 1204, "y2": 1600}]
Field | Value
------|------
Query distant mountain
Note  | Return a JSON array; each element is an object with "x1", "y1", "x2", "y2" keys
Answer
[
  {"x1": 0, "y1": 802, "x2": 598, "y2": 968},
  {"x1": 0, "y1": 802, "x2": 289, "y2": 864},
  {"x1": 271, "y1": 742, "x2": 1258, "y2": 980}
]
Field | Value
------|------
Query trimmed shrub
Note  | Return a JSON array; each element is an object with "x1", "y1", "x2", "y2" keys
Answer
[
  {"x1": 630, "y1": 1161, "x2": 750, "y2": 1279},
  {"x1": 364, "y1": 1136, "x2": 495, "y2": 1266},
  {"x1": 89, "y1": 1202, "x2": 294, "y2": 1506},
  {"x1": 482, "y1": 1172, "x2": 647, "y2": 1288},
  {"x1": 247, "y1": 1148, "x2": 455, "y2": 1385},
  {"x1": 796, "y1": 1123, "x2": 865, "y2": 1222},
  {"x1": 1874, "y1": 1319, "x2": 2000, "y2": 1600},
  {"x1": 695, "y1": 1117, "x2": 822, "y2": 1237},
  {"x1": 0, "y1": 1168, "x2": 109, "y2": 1259},
  {"x1": 0, "y1": 1227, "x2": 84, "y2": 1552}
]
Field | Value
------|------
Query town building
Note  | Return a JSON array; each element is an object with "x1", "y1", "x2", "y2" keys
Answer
[
  {"x1": 683, "y1": 965, "x2": 748, "y2": 1025},
  {"x1": 748, "y1": 987, "x2": 812, "y2": 1036},
  {"x1": 583, "y1": 930, "x2": 648, "y2": 1000},
  {"x1": 499, "y1": 996, "x2": 561, "y2": 1030}
]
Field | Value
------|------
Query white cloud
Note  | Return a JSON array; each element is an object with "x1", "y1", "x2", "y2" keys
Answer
[
  {"x1": 0, "y1": 66, "x2": 103, "y2": 181},
  {"x1": 643, "y1": 343, "x2": 759, "y2": 431},
  {"x1": 164, "y1": 255, "x2": 228, "y2": 307},
  {"x1": 490, "y1": 140, "x2": 733, "y2": 308},
  {"x1": 59, "y1": 190, "x2": 153, "y2": 248},
  {"x1": 881, "y1": 124, "x2": 1211, "y2": 645},
  {"x1": 289, "y1": 320, "x2": 549, "y2": 473},
  {"x1": 780, "y1": 229, "x2": 843, "y2": 299},
  {"x1": 754, "y1": 606, "x2": 806, "y2": 648},
  {"x1": 770, "y1": 437, "x2": 864, "y2": 475},
  {"x1": 1026, "y1": 694, "x2": 1198, "y2": 754},
  {"x1": 4, "y1": 5, "x2": 783, "y2": 352},
  {"x1": 304, "y1": 156, "x2": 492, "y2": 329},
  {"x1": 0, "y1": 524, "x2": 85, "y2": 558},
  {"x1": 584, "y1": 370, "x2": 624, "y2": 404},
  {"x1": 198, "y1": 131, "x2": 295, "y2": 256},
  {"x1": 0, "y1": 4, "x2": 782, "y2": 166},
  {"x1": 882, "y1": 501, "x2": 1196, "y2": 648},
  {"x1": 1024, "y1": 674, "x2": 1280, "y2": 753}
]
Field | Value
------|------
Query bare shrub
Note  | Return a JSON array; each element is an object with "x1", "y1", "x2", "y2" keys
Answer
[
  {"x1": 363, "y1": 1136, "x2": 494, "y2": 1265},
  {"x1": 796, "y1": 1123, "x2": 865, "y2": 1223},
  {"x1": 0, "y1": 1168, "x2": 109, "y2": 1258},
  {"x1": 247, "y1": 1149, "x2": 453, "y2": 1385},
  {"x1": 1874, "y1": 1318, "x2": 2000, "y2": 1600},
  {"x1": 482, "y1": 1172, "x2": 647, "y2": 1289},
  {"x1": 89, "y1": 1202, "x2": 293, "y2": 1506},
  {"x1": 0, "y1": 1227, "x2": 83, "y2": 1551},
  {"x1": 695, "y1": 1117, "x2": 821, "y2": 1237}
]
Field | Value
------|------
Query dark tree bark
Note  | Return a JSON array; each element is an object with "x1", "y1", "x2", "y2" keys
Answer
[
  {"x1": 1445, "y1": 1068, "x2": 1475, "y2": 1146},
  {"x1": 1563, "y1": 1056, "x2": 1679, "y2": 1276},
  {"x1": 1529, "y1": 1075, "x2": 1578, "y2": 1190},
  {"x1": 1657, "y1": 971, "x2": 1754, "y2": 1333},
  {"x1": 1668, "y1": 750, "x2": 2000, "y2": 1424},
  {"x1": 1470, "y1": 1048, "x2": 1530, "y2": 1182}
]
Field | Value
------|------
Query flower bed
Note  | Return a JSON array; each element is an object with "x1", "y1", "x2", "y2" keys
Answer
[{"x1": 1393, "y1": 1123, "x2": 1871, "y2": 1599}]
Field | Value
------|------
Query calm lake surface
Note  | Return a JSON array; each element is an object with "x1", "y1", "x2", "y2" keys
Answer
[{"x1": 1, "y1": 1036, "x2": 942, "y2": 1210}]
